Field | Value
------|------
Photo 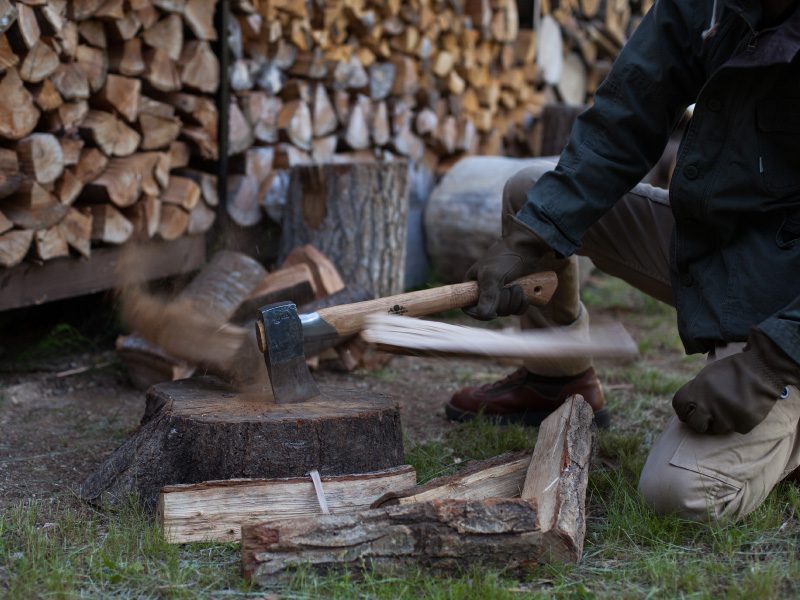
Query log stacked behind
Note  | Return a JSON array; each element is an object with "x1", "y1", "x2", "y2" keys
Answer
[
  {"x1": 224, "y1": 0, "x2": 645, "y2": 227},
  {"x1": 0, "y1": 1, "x2": 220, "y2": 269}
]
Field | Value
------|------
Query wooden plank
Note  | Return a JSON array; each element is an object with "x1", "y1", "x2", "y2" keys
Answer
[
  {"x1": 159, "y1": 466, "x2": 417, "y2": 543},
  {"x1": 0, "y1": 235, "x2": 206, "y2": 311}
]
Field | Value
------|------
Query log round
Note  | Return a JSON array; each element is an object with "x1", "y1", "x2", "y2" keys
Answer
[
  {"x1": 424, "y1": 156, "x2": 556, "y2": 283},
  {"x1": 80, "y1": 377, "x2": 404, "y2": 508},
  {"x1": 278, "y1": 161, "x2": 409, "y2": 297}
]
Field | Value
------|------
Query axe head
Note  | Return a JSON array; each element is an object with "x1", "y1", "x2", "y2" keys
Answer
[{"x1": 255, "y1": 301, "x2": 320, "y2": 404}]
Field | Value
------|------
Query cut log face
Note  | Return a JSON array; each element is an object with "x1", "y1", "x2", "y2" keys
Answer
[
  {"x1": 59, "y1": 207, "x2": 93, "y2": 258},
  {"x1": 158, "y1": 466, "x2": 417, "y2": 543},
  {"x1": 139, "y1": 113, "x2": 181, "y2": 150},
  {"x1": 186, "y1": 201, "x2": 215, "y2": 235},
  {"x1": 81, "y1": 110, "x2": 142, "y2": 157},
  {"x1": 98, "y1": 73, "x2": 141, "y2": 122},
  {"x1": 90, "y1": 204, "x2": 134, "y2": 244},
  {"x1": 5, "y1": 182, "x2": 68, "y2": 229},
  {"x1": 17, "y1": 133, "x2": 65, "y2": 185},
  {"x1": 157, "y1": 203, "x2": 190, "y2": 240},
  {"x1": 35, "y1": 225, "x2": 69, "y2": 260},
  {"x1": 161, "y1": 175, "x2": 200, "y2": 210},
  {"x1": 19, "y1": 39, "x2": 60, "y2": 82},
  {"x1": 0, "y1": 229, "x2": 34, "y2": 267},
  {"x1": 226, "y1": 174, "x2": 261, "y2": 227},
  {"x1": 0, "y1": 68, "x2": 40, "y2": 140}
]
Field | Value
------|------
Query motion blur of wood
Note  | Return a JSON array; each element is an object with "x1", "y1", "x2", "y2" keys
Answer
[
  {"x1": 0, "y1": 1, "x2": 219, "y2": 275},
  {"x1": 363, "y1": 315, "x2": 638, "y2": 361},
  {"x1": 241, "y1": 396, "x2": 596, "y2": 581}
]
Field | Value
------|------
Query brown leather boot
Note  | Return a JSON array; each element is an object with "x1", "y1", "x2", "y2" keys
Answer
[{"x1": 445, "y1": 367, "x2": 609, "y2": 428}]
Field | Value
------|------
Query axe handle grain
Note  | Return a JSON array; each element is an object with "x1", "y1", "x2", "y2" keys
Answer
[{"x1": 315, "y1": 271, "x2": 557, "y2": 338}]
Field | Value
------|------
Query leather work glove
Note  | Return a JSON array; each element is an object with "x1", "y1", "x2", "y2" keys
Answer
[
  {"x1": 672, "y1": 328, "x2": 800, "y2": 434},
  {"x1": 464, "y1": 215, "x2": 553, "y2": 320}
]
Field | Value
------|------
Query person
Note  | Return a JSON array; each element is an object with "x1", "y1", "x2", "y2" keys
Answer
[{"x1": 448, "y1": 0, "x2": 800, "y2": 521}]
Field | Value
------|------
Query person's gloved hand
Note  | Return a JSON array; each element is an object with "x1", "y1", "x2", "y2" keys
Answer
[
  {"x1": 463, "y1": 215, "x2": 553, "y2": 320},
  {"x1": 672, "y1": 328, "x2": 800, "y2": 434}
]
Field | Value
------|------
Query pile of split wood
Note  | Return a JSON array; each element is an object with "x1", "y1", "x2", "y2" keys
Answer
[
  {"x1": 224, "y1": 0, "x2": 649, "y2": 227},
  {"x1": 156, "y1": 396, "x2": 595, "y2": 581},
  {"x1": 0, "y1": 0, "x2": 219, "y2": 269}
]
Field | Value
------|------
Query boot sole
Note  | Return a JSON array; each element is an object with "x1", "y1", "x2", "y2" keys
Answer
[{"x1": 445, "y1": 401, "x2": 611, "y2": 429}]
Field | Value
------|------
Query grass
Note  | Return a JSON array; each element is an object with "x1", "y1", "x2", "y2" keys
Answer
[{"x1": 3, "y1": 275, "x2": 799, "y2": 598}]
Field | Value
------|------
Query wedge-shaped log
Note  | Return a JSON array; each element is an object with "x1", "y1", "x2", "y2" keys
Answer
[{"x1": 159, "y1": 466, "x2": 417, "y2": 544}]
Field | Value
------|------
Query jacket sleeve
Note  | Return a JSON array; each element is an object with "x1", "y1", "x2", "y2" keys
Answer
[
  {"x1": 516, "y1": 0, "x2": 708, "y2": 256},
  {"x1": 760, "y1": 299, "x2": 800, "y2": 366}
]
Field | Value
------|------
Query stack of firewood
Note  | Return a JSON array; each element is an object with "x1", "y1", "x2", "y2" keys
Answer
[
  {"x1": 224, "y1": 0, "x2": 647, "y2": 226},
  {"x1": 0, "y1": 0, "x2": 220, "y2": 268}
]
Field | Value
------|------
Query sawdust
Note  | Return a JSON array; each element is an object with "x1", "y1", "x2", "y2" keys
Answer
[{"x1": 115, "y1": 244, "x2": 269, "y2": 393}]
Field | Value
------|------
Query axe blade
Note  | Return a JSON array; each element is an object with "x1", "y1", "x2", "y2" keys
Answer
[{"x1": 256, "y1": 302, "x2": 320, "y2": 404}]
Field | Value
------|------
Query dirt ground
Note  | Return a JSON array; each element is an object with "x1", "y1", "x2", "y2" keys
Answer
[{"x1": 0, "y1": 272, "x2": 697, "y2": 511}]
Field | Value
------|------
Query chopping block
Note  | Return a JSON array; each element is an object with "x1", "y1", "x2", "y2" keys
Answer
[{"x1": 80, "y1": 273, "x2": 558, "y2": 509}]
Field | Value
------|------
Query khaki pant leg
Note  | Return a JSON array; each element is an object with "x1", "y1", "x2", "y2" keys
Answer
[
  {"x1": 502, "y1": 160, "x2": 675, "y2": 376},
  {"x1": 639, "y1": 380, "x2": 800, "y2": 522}
]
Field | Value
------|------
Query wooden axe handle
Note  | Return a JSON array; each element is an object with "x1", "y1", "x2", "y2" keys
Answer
[{"x1": 315, "y1": 271, "x2": 558, "y2": 338}]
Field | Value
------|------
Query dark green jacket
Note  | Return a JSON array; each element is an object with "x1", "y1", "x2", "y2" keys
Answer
[{"x1": 517, "y1": 0, "x2": 800, "y2": 363}]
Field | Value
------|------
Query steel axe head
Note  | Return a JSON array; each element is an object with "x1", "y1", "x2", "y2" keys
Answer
[{"x1": 255, "y1": 302, "x2": 320, "y2": 404}]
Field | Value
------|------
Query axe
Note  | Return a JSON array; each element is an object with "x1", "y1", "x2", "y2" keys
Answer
[{"x1": 254, "y1": 272, "x2": 558, "y2": 404}]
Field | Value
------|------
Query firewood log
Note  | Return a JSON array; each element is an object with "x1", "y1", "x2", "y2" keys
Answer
[
  {"x1": 175, "y1": 168, "x2": 218, "y2": 206},
  {"x1": 187, "y1": 201, "x2": 215, "y2": 235},
  {"x1": 161, "y1": 175, "x2": 200, "y2": 210},
  {"x1": 0, "y1": 210, "x2": 12, "y2": 235},
  {"x1": 0, "y1": 148, "x2": 20, "y2": 199},
  {"x1": 76, "y1": 43, "x2": 108, "y2": 92},
  {"x1": 0, "y1": 68, "x2": 40, "y2": 139},
  {"x1": 78, "y1": 20, "x2": 107, "y2": 48},
  {"x1": 0, "y1": 34, "x2": 19, "y2": 70},
  {"x1": 277, "y1": 99, "x2": 312, "y2": 150},
  {"x1": 75, "y1": 147, "x2": 109, "y2": 183},
  {"x1": 145, "y1": 47, "x2": 181, "y2": 91},
  {"x1": 33, "y1": 78, "x2": 63, "y2": 111},
  {"x1": 19, "y1": 38, "x2": 59, "y2": 82},
  {"x1": 228, "y1": 100, "x2": 254, "y2": 155},
  {"x1": 184, "y1": 0, "x2": 217, "y2": 40},
  {"x1": 16, "y1": 133, "x2": 65, "y2": 185},
  {"x1": 97, "y1": 73, "x2": 141, "y2": 122},
  {"x1": 56, "y1": 168, "x2": 83, "y2": 205},
  {"x1": 58, "y1": 207, "x2": 93, "y2": 258},
  {"x1": 143, "y1": 13, "x2": 182, "y2": 61},
  {"x1": 51, "y1": 62, "x2": 90, "y2": 100},
  {"x1": 0, "y1": 229, "x2": 34, "y2": 267},
  {"x1": 91, "y1": 203, "x2": 134, "y2": 244},
  {"x1": 139, "y1": 113, "x2": 181, "y2": 150},
  {"x1": 178, "y1": 40, "x2": 218, "y2": 93},
  {"x1": 5, "y1": 181, "x2": 68, "y2": 229},
  {"x1": 15, "y1": 3, "x2": 40, "y2": 49},
  {"x1": 240, "y1": 91, "x2": 281, "y2": 143},
  {"x1": 80, "y1": 110, "x2": 141, "y2": 156},
  {"x1": 226, "y1": 174, "x2": 260, "y2": 227},
  {"x1": 157, "y1": 203, "x2": 190, "y2": 240},
  {"x1": 110, "y1": 38, "x2": 145, "y2": 75},
  {"x1": 34, "y1": 225, "x2": 69, "y2": 260}
]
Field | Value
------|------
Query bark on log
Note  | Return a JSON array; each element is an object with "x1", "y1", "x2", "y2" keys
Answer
[
  {"x1": 17, "y1": 133, "x2": 65, "y2": 184},
  {"x1": 80, "y1": 377, "x2": 404, "y2": 509},
  {"x1": 279, "y1": 161, "x2": 409, "y2": 297},
  {"x1": 159, "y1": 466, "x2": 417, "y2": 543}
]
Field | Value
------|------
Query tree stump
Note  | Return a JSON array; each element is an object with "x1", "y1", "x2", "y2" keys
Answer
[
  {"x1": 278, "y1": 161, "x2": 409, "y2": 297},
  {"x1": 80, "y1": 377, "x2": 404, "y2": 509}
]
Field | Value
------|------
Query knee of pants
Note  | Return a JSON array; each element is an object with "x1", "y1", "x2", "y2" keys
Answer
[{"x1": 638, "y1": 461, "x2": 733, "y2": 523}]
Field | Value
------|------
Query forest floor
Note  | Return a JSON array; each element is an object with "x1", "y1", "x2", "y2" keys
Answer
[{"x1": 1, "y1": 273, "x2": 799, "y2": 599}]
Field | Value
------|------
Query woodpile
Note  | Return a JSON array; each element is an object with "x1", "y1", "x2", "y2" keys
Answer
[
  {"x1": 225, "y1": 0, "x2": 647, "y2": 226},
  {"x1": 0, "y1": 0, "x2": 220, "y2": 269}
]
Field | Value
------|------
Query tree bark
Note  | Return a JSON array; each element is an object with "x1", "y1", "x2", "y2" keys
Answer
[
  {"x1": 279, "y1": 161, "x2": 409, "y2": 297},
  {"x1": 80, "y1": 377, "x2": 404, "y2": 509}
]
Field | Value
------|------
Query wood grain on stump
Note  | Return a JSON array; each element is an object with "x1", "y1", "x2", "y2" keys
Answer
[
  {"x1": 80, "y1": 377, "x2": 404, "y2": 509},
  {"x1": 278, "y1": 161, "x2": 409, "y2": 297}
]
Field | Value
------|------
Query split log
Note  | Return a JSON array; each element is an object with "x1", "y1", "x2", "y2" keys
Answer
[
  {"x1": 279, "y1": 161, "x2": 409, "y2": 297},
  {"x1": 159, "y1": 466, "x2": 417, "y2": 543},
  {"x1": 186, "y1": 201, "x2": 215, "y2": 235},
  {"x1": 97, "y1": 73, "x2": 141, "y2": 122},
  {"x1": 232, "y1": 262, "x2": 318, "y2": 323},
  {"x1": 90, "y1": 204, "x2": 134, "y2": 244},
  {"x1": 58, "y1": 207, "x2": 93, "y2": 258},
  {"x1": 80, "y1": 110, "x2": 141, "y2": 157},
  {"x1": 179, "y1": 40, "x2": 218, "y2": 93},
  {"x1": 277, "y1": 99, "x2": 312, "y2": 150},
  {"x1": 51, "y1": 62, "x2": 90, "y2": 100},
  {"x1": 281, "y1": 244, "x2": 345, "y2": 300},
  {"x1": 75, "y1": 147, "x2": 109, "y2": 183},
  {"x1": 16, "y1": 133, "x2": 65, "y2": 185},
  {"x1": 175, "y1": 168, "x2": 217, "y2": 206},
  {"x1": 143, "y1": 14, "x2": 182, "y2": 61},
  {"x1": 139, "y1": 113, "x2": 181, "y2": 150},
  {"x1": 85, "y1": 154, "x2": 157, "y2": 207},
  {"x1": 4, "y1": 182, "x2": 68, "y2": 229},
  {"x1": 19, "y1": 38, "x2": 59, "y2": 82},
  {"x1": 0, "y1": 229, "x2": 33, "y2": 267},
  {"x1": 184, "y1": 0, "x2": 217, "y2": 40},
  {"x1": 34, "y1": 225, "x2": 69, "y2": 260},
  {"x1": 0, "y1": 68, "x2": 40, "y2": 139},
  {"x1": 157, "y1": 204, "x2": 190, "y2": 240},
  {"x1": 311, "y1": 84, "x2": 336, "y2": 137},
  {"x1": 33, "y1": 78, "x2": 63, "y2": 111},
  {"x1": 0, "y1": 210, "x2": 11, "y2": 234},
  {"x1": 161, "y1": 175, "x2": 200, "y2": 210},
  {"x1": 55, "y1": 169, "x2": 83, "y2": 205},
  {"x1": 371, "y1": 452, "x2": 530, "y2": 507},
  {"x1": 81, "y1": 377, "x2": 404, "y2": 509},
  {"x1": 241, "y1": 396, "x2": 595, "y2": 581},
  {"x1": 76, "y1": 44, "x2": 108, "y2": 93},
  {"x1": 0, "y1": 147, "x2": 22, "y2": 199},
  {"x1": 226, "y1": 174, "x2": 260, "y2": 227},
  {"x1": 145, "y1": 47, "x2": 181, "y2": 91}
]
